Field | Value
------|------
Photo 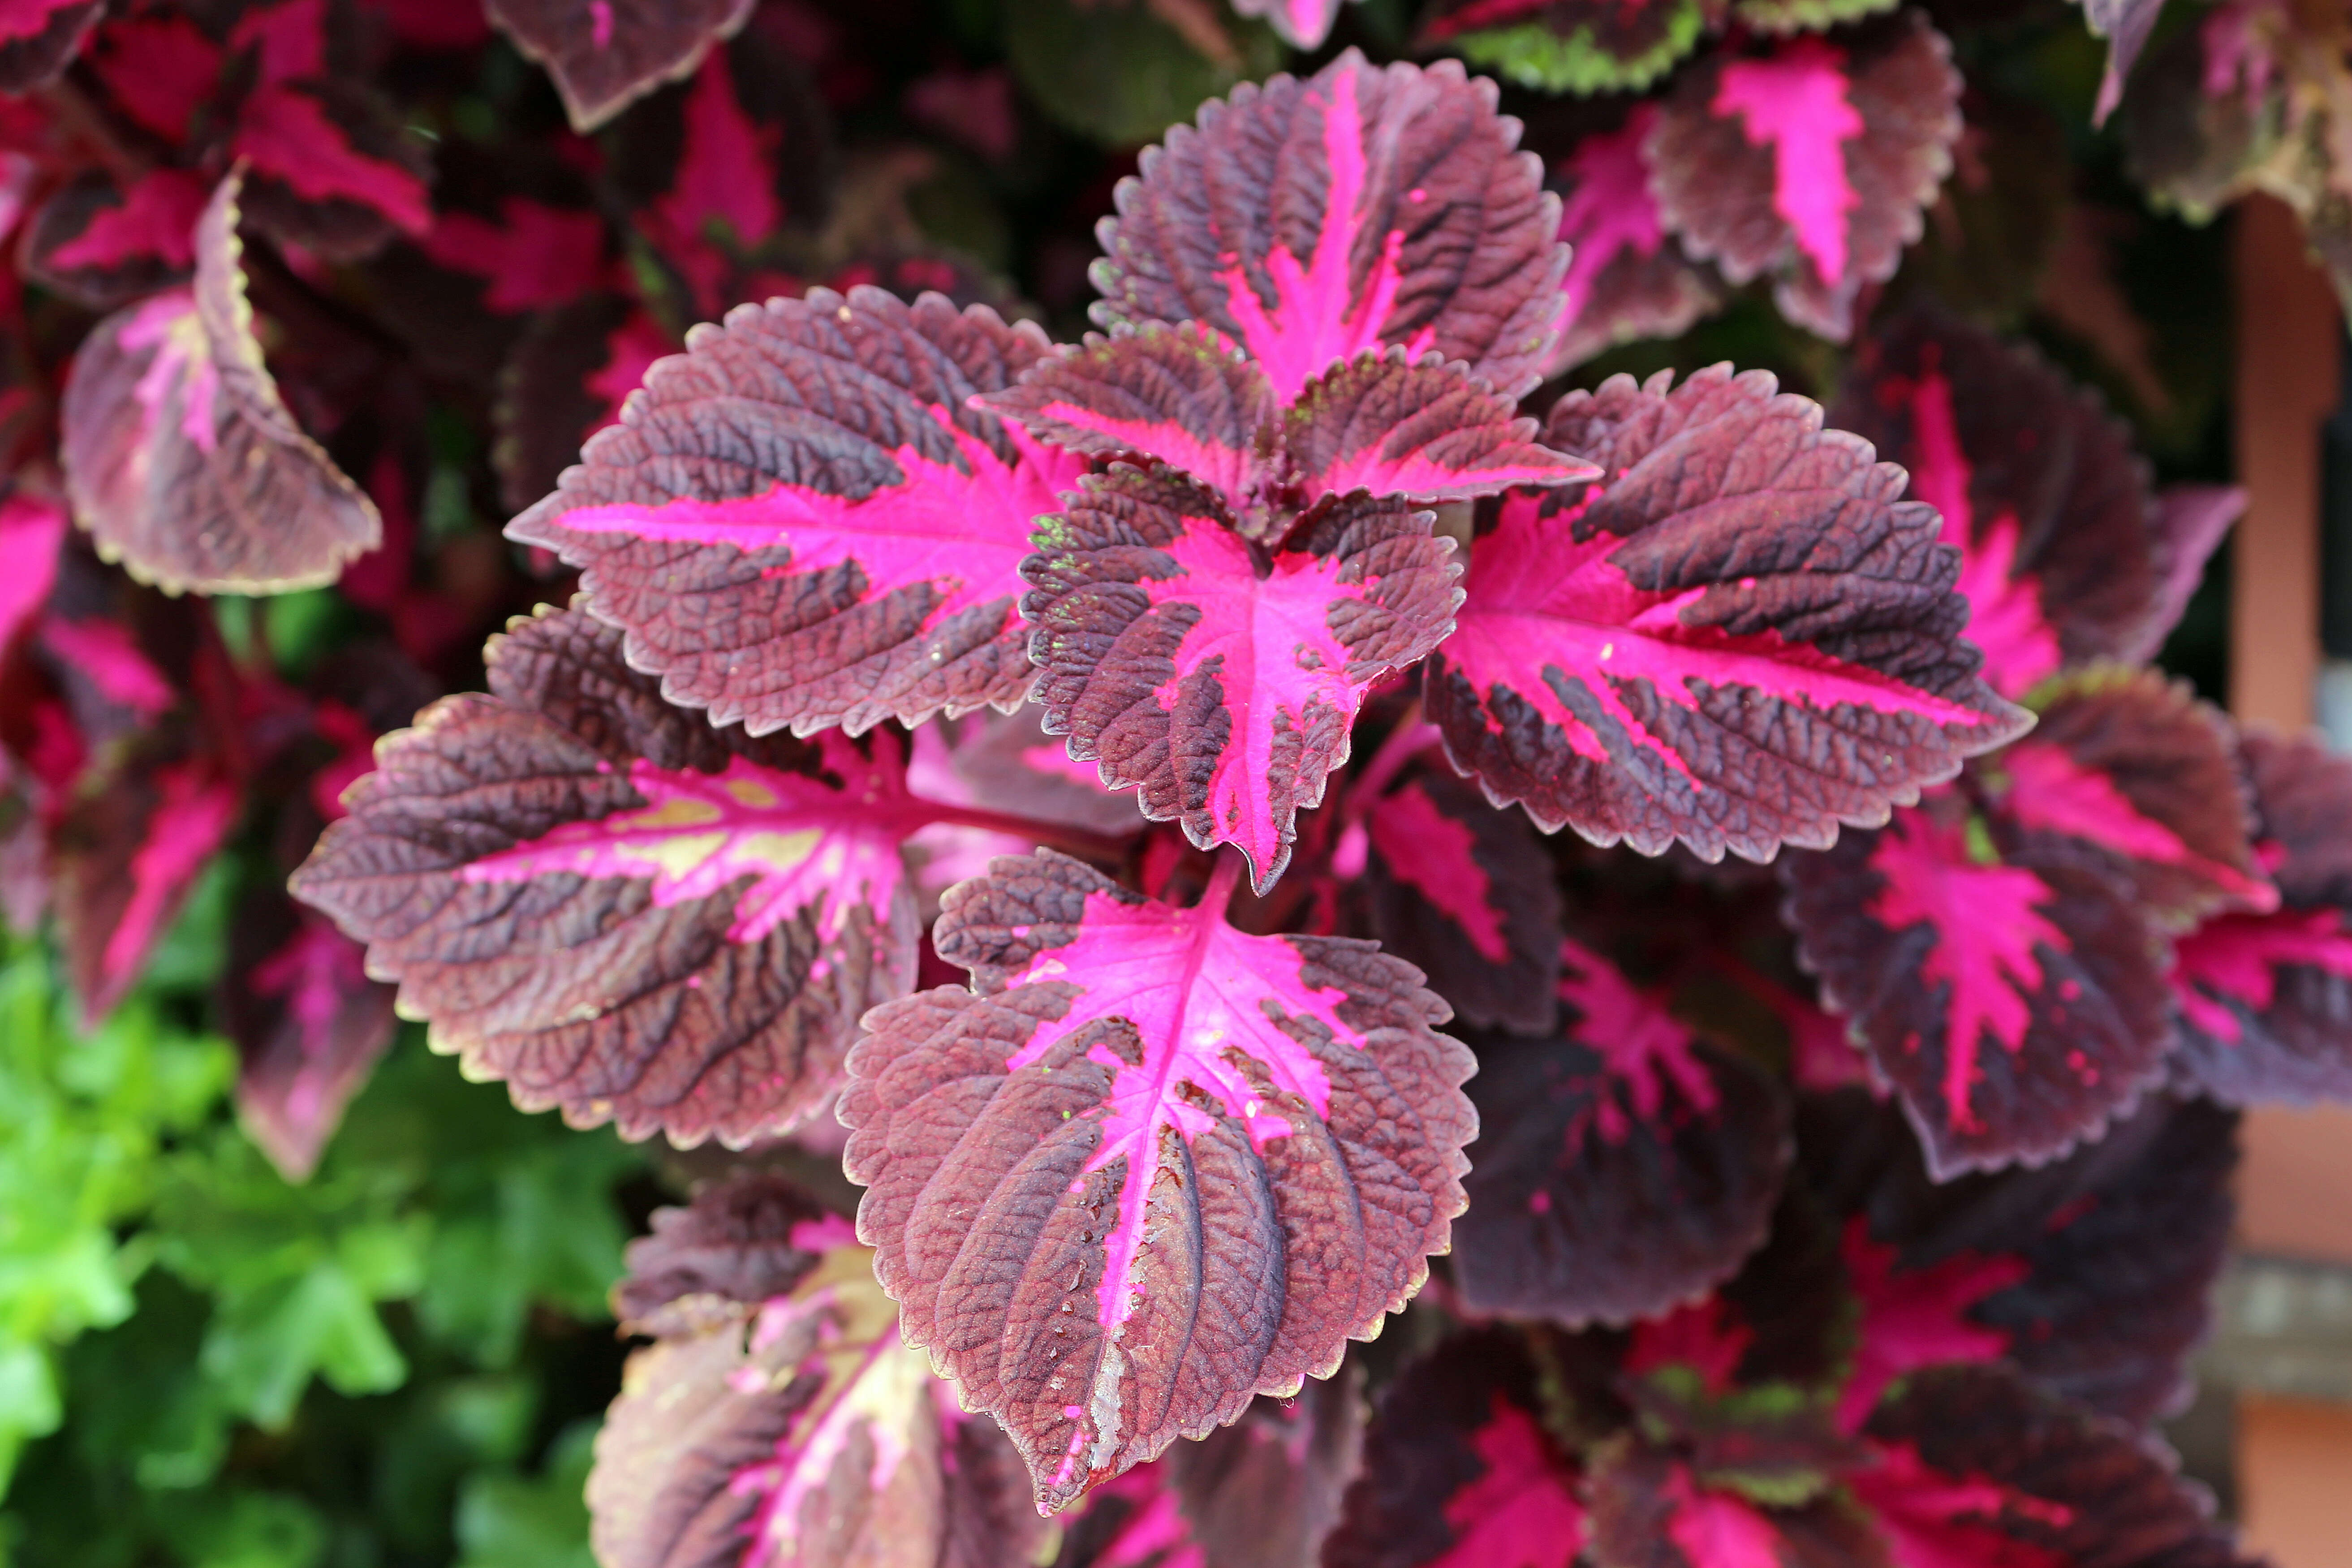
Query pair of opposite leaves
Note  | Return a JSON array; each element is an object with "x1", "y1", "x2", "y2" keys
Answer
[{"x1": 295, "y1": 52, "x2": 2038, "y2": 1515}]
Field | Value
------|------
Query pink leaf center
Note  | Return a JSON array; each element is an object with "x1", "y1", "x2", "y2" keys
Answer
[
  {"x1": 1432, "y1": 1396, "x2": 1586, "y2": 1568},
  {"x1": 1713, "y1": 39, "x2": 1864, "y2": 286},
  {"x1": 1999, "y1": 741, "x2": 2275, "y2": 909},
  {"x1": 1366, "y1": 781, "x2": 1507, "y2": 961},
  {"x1": 1556, "y1": 108, "x2": 1666, "y2": 325},
  {"x1": 1557, "y1": 937, "x2": 1716, "y2": 1150},
  {"x1": 1835, "y1": 1221, "x2": 2026, "y2": 1433}
]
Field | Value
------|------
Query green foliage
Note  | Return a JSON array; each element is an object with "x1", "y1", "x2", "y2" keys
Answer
[
  {"x1": 1449, "y1": 1, "x2": 1705, "y2": 96},
  {"x1": 1006, "y1": 0, "x2": 1286, "y2": 148}
]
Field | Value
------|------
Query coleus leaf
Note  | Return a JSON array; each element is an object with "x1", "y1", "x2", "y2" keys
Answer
[
  {"x1": 1426, "y1": 366, "x2": 2028, "y2": 865},
  {"x1": 2170, "y1": 729, "x2": 2352, "y2": 1106},
  {"x1": 1582, "y1": 1436, "x2": 1880, "y2": 1568},
  {"x1": 2122, "y1": 485, "x2": 2244, "y2": 665},
  {"x1": 1453, "y1": 939, "x2": 1793, "y2": 1327},
  {"x1": 223, "y1": 894, "x2": 399, "y2": 1183},
  {"x1": 0, "y1": 489, "x2": 65, "y2": 656},
  {"x1": 289, "y1": 605, "x2": 921, "y2": 1147},
  {"x1": 487, "y1": 0, "x2": 757, "y2": 132},
  {"x1": 1358, "y1": 767, "x2": 1565, "y2": 1034},
  {"x1": 1980, "y1": 668, "x2": 2274, "y2": 930},
  {"x1": 1020, "y1": 464, "x2": 1462, "y2": 892},
  {"x1": 1323, "y1": 1328, "x2": 1587, "y2": 1568},
  {"x1": 508, "y1": 287, "x2": 1085, "y2": 739},
  {"x1": 23, "y1": 168, "x2": 210, "y2": 310},
  {"x1": 1799, "y1": 1088, "x2": 2238, "y2": 1426},
  {"x1": 1090, "y1": 52, "x2": 1569, "y2": 404},
  {"x1": 1228, "y1": 0, "x2": 1346, "y2": 51},
  {"x1": 233, "y1": 78, "x2": 436, "y2": 260},
  {"x1": 0, "y1": 0, "x2": 104, "y2": 92},
  {"x1": 1419, "y1": 0, "x2": 1712, "y2": 98},
  {"x1": 1780, "y1": 792, "x2": 2172, "y2": 1177},
  {"x1": 841, "y1": 850, "x2": 1476, "y2": 1512},
  {"x1": 493, "y1": 291, "x2": 660, "y2": 514},
  {"x1": 2077, "y1": 0, "x2": 2167, "y2": 124},
  {"x1": 1647, "y1": 17, "x2": 1961, "y2": 340},
  {"x1": 1857, "y1": 1364, "x2": 2254, "y2": 1568},
  {"x1": 609, "y1": 1170, "x2": 842, "y2": 1336},
  {"x1": 59, "y1": 169, "x2": 382, "y2": 595},
  {"x1": 418, "y1": 195, "x2": 608, "y2": 314},
  {"x1": 983, "y1": 327, "x2": 1592, "y2": 545},
  {"x1": 1548, "y1": 107, "x2": 1725, "y2": 375},
  {"x1": 590, "y1": 1236, "x2": 1045, "y2": 1568},
  {"x1": 1829, "y1": 309, "x2": 2162, "y2": 701},
  {"x1": 56, "y1": 750, "x2": 240, "y2": 1026}
]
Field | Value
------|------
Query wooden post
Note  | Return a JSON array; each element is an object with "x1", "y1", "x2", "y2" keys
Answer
[{"x1": 2230, "y1": 194, "x2": 2352, "y2": 1565}]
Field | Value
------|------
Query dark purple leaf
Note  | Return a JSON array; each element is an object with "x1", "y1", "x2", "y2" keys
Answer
[
  {"x1": 0, "y1": 0, "x2": 103, "y2": 91},
  {"x1": 486, "y1": 0, "x2": 755, "y2": 132},
  {"x1": 23, "y1": 167, "x2": 208, "y2": 310},
  {"x1": 2170, "y1": 729, "x2": 2352, "y2": 1106},
  {"x1": 1584, "y1": 1438, "x2": 1881, "y2": 1568},
  {"x1": 841, "y1": 850, "x2": 1475, "y2": 1511},
  {"x1": 1091, "y1": 51, "x2": 1568, "y2": 402},
  {"x1": 233, "y1": 78, "x2": 435, "y2": 260},
  {"x1": 1830, "y1": 309, "x2": 2162, "y2": 700},
  {"x1": 2121, "y1": 485, "x2": 2244, "y2": 664},
  {"x1": 1358, "y1": 767, "x2": 1564, "y2": 1035},
  {"x1": 611, "y1": 1170, "x2": 842, "y2": 1335},
  {"x1": 1161, "y1": 1368, "x2": 1364, "y2": 1568},
  {"x1": 1454, "y1": 939, "x2": 1791, "y2": 1328},
  {"x1": 1548, "y1": 107, "x2": 1725, "y2": 375},
  {"x1": 493, "y1": 291, "x2": 665, "y2": 514},
  {"x1": 59, "y1": 169, "x2": 382, "y2": 595},
  {"x1": 1020, "y1": 465, "x2": 1462, "y2": 892},
  {"x1": 1426, "y1": 366, "x2": 2026, "y2": 865},
  {"x1": 508, "y1": 287, "x2": 1085, "y2": 739},
  {"x1": 224, "y1": 895, "x2": 399, "y2": 1183},
  {"x1": 1780, "y1": 793, "x2": 2172, "y2": 1177},
  {"x1": 1647, "y1": 17, "x2": 1960, "y2": 340},
  {"x1": 289, "y1": 605, "x2": 921, "y2": 1147}
]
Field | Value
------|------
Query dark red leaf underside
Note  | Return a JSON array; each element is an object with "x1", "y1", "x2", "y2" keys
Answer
[
  {"x1": 1359, "y1": 768, "x2": 1564, "y2": 1034},
  {"x1": 1647, "y1": 16, "x2": 1960, "y2": 340},
  {"x1": 1988, "y1": 668, "x2": 2272, "y2": 930},
  {"x1": 1427, "y1": 366, "x2": 2026, "y2": 865},
  {"x1": 58, "y1": 171, "x2": 382, "y2": 595},
  {"x1": 1455, "y1": 939, "x2": 1791, "y2": 1327},
  {"x1": 1550, "y1": 107, "x2": 1725, "y2": 375},
  {"x1": 486, "y1": 0, "x2": 755, "y2": 131},
  {"x1": 1090, "y1": 51, "x2": 1568, "y2": 402},
  {"x1": 1323, "y1": 1329, "x2": 1585, "y2": 1568},
  {"x1": 841, "y1": 851, "x2": 1475, "y2": 1512},
  {"x1": 1830, "y1": 309, "x2": 2161, "y2": 699},
  {"x1": 589, "y1": 1244, "x2": 1044, "y2": 1568},
  {"x1": 509, "y1": 287, "x2": 1084, "y2": 739},
  {"x1": 1781, "y1": 795, "x2": 2172, "y2": 1178},
  {"x1": 610, "y1": 1170, "x2": 840, "y2": 1334},
  {"x1": 289, "y1": 605, "x2": 919, "y2": 1147},
  {"x1": 2171, "y1": 730, "x2": 2352, "y2": 1106},
  {"x1": 224, "y1": 896, "x2": 400, "y2": 1183},
  {"x1": 0, "y1": 0, "x2": 103, "y2": 90},
  {"x1": 1021, "y1": 465, "x2": 1462, "y2": 892},
  {"x1": 1799, "y1": 1088, "x2": 2238, "y2": 1426}
]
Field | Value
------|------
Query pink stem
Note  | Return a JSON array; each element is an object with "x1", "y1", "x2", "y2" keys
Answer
[
  {"x1": 1346, "y1": 703, "x2": 1436, "y2": 814},
  {"x1": 913, "y1": 801, "x2": 1137, "y2": 865},
  {"x1": 1199, "y1": 848, "x2": 1245, "y2": 919}
]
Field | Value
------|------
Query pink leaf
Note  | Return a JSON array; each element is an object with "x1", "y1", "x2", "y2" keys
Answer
[
  {"x1": 234, "y1": 83, "x2": 435, "y2": 239},
  {"x1": 0, "y1": 492, "x2": 65, "y2": 655},
  {"x1": 419, "y1": 197, "x2": 608, "y2": 312},
  {"x1": 842, "y1": 851, "x2": 1475, "y2": 1512},
  {"x1": 0, "y1": 0, "x2": 102, "y2": 91},
  {"x1": 1712, "y1": 39, "x2": 1865, "y2": 286},
  {"x1": 88, "y1": 14, "x2": 224, "y2": 142}
]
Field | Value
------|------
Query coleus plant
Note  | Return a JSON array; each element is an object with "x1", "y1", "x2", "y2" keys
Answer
[{"x1": 0, "y1": 3, "x2": 2333, "y2": 1564}]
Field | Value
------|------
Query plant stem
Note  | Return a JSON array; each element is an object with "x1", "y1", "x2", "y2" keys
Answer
[
  {"x1": 1199, "y1": 848, "x2": 1245, "y2": 918},
  {"x1": 1345, "y1": 702, "x2": 1436, "y2": 813}
]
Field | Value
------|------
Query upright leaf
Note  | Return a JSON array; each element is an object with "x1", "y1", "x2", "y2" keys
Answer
[
  {"x1": 487, "y1": 0, "x2": 756, "y2": 131},
  {"x1": 508, "y1": 288, "x2": 1086, "y2": 738},
  {"x1": 843, "y1": 851, "x2": 1476, "y2": 1511},
  {"x1": 60, "y1": 170, "x2": 381, "y2": 595},
  {"x1": 290, "y1": 606, "x2": 921, "y2": 1147},
  {"x1": 1091, "y1": 52, "x2": 1569, "y2": 402},
  {"x1": 1781, "y1": 795, "x2": 2171, "y2": 1176},
  {"x1": 1453, "y1": 939, "x2": 1792, "y2": 1327},
  {"x1": 1648, "y1": 17, "x2": 1960, "y2": 339},
  {"x1": 1021, "y1": 465, "x2": 1462, "y2": 891},
  {"x1": 1427, "y1": 366, "x2": 2026, "y2": 865}
]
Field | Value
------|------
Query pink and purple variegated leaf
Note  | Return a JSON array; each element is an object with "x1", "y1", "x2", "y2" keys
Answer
[
  {"x1": 1358, "y1": 767, "x2": 1564, "y2": 1034},
  {"x1": 1548, "y1": 107, "x2": 1725, "y2": 376},
  {"x1": 1857, "y1": 1365, "x2": 2256, "y2": 1568},
  {"x1": 2170, "y1": 730, "x2": 2352, "y2": 1107},
  {"x1": 1647, "y1": 17, "x2": 1960, "y2": 340},
  {"x1": 1426, "y1": 366, "x2": 2027, "y2": 866},
  {"x1": 1090, "y1": 52, "x2": 1568, "y2": 403},
  {"x1": 1984, "y1": 668, "x2": 2274, "y2": 930},
  {"x1": 1021, "y1": 465, "x2": 1462, "y2": 892},
  {"x1": 1798, "y1": 1088, "x2": 2238, "y2": 1426},
  {"x1": 1780, "y1": 796, "x2": 2172, "y2": 1177},
  {"x1": 0, "y1": 0, "x2": 103, "y2": 91},
  {"x1": 24, "y1": 168, "x2": 210, "y2": 310},
  {"x1": 1158, "y1": 1368, "x2": 1365, "y2": 1568},
  {"x1": 1583, "y1": 1439, "x2": 1882, "y2": 1568},
  {"x1": 1323, "y1": 1329, "x2": 1586, "y2": 1568},
  {"x1": 289, "y1": 606, "x2": 921, "y2": 1148},
  {"x1": 223, "y1": 895, "x2": 399, "y2": 1183},
  {"x1": 486, "y1": 0, "x2": 756, "y2": 131},
  {"x1": 2122, "y1": 485, "x2": 2243, "y2": 664},
  {"x1": 233, "y1": 78, "x2": 437, "y2": 261},
  {"x1": 1229, "y1": 0, "x2": 1347, "y2": 50},
  {"x1": 840, "y1": 851, "x2": 1476, "y2": 1512},
  {"x1": 56, "y1": 753, "x2": 240, "y2": 1027},
  {"x1": 1453, "y1": 939, "x2": 1793, "y2": 1328},
  {"x1": 59, "y1": 170, "x2": 382, "y2": 594},
  {"x1": 1830, "y1": 310, "x2": 2163, "y2": 699},
  {"x1": 984, "y1": 329, "x2": 1589, "y2": 544},
  {"x1": 610, "y1": 1171, "x2": 841, "y2": 1335},
  {"x1": 508, "y1": 287, "x2": 1084, "y2": 738},
  {"x1": 0, "y1": 491, "x2": 65, "y2": 656},
  {"x1": 589, "y1": 1240, "x2": 1045, "y2": 1568}
]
